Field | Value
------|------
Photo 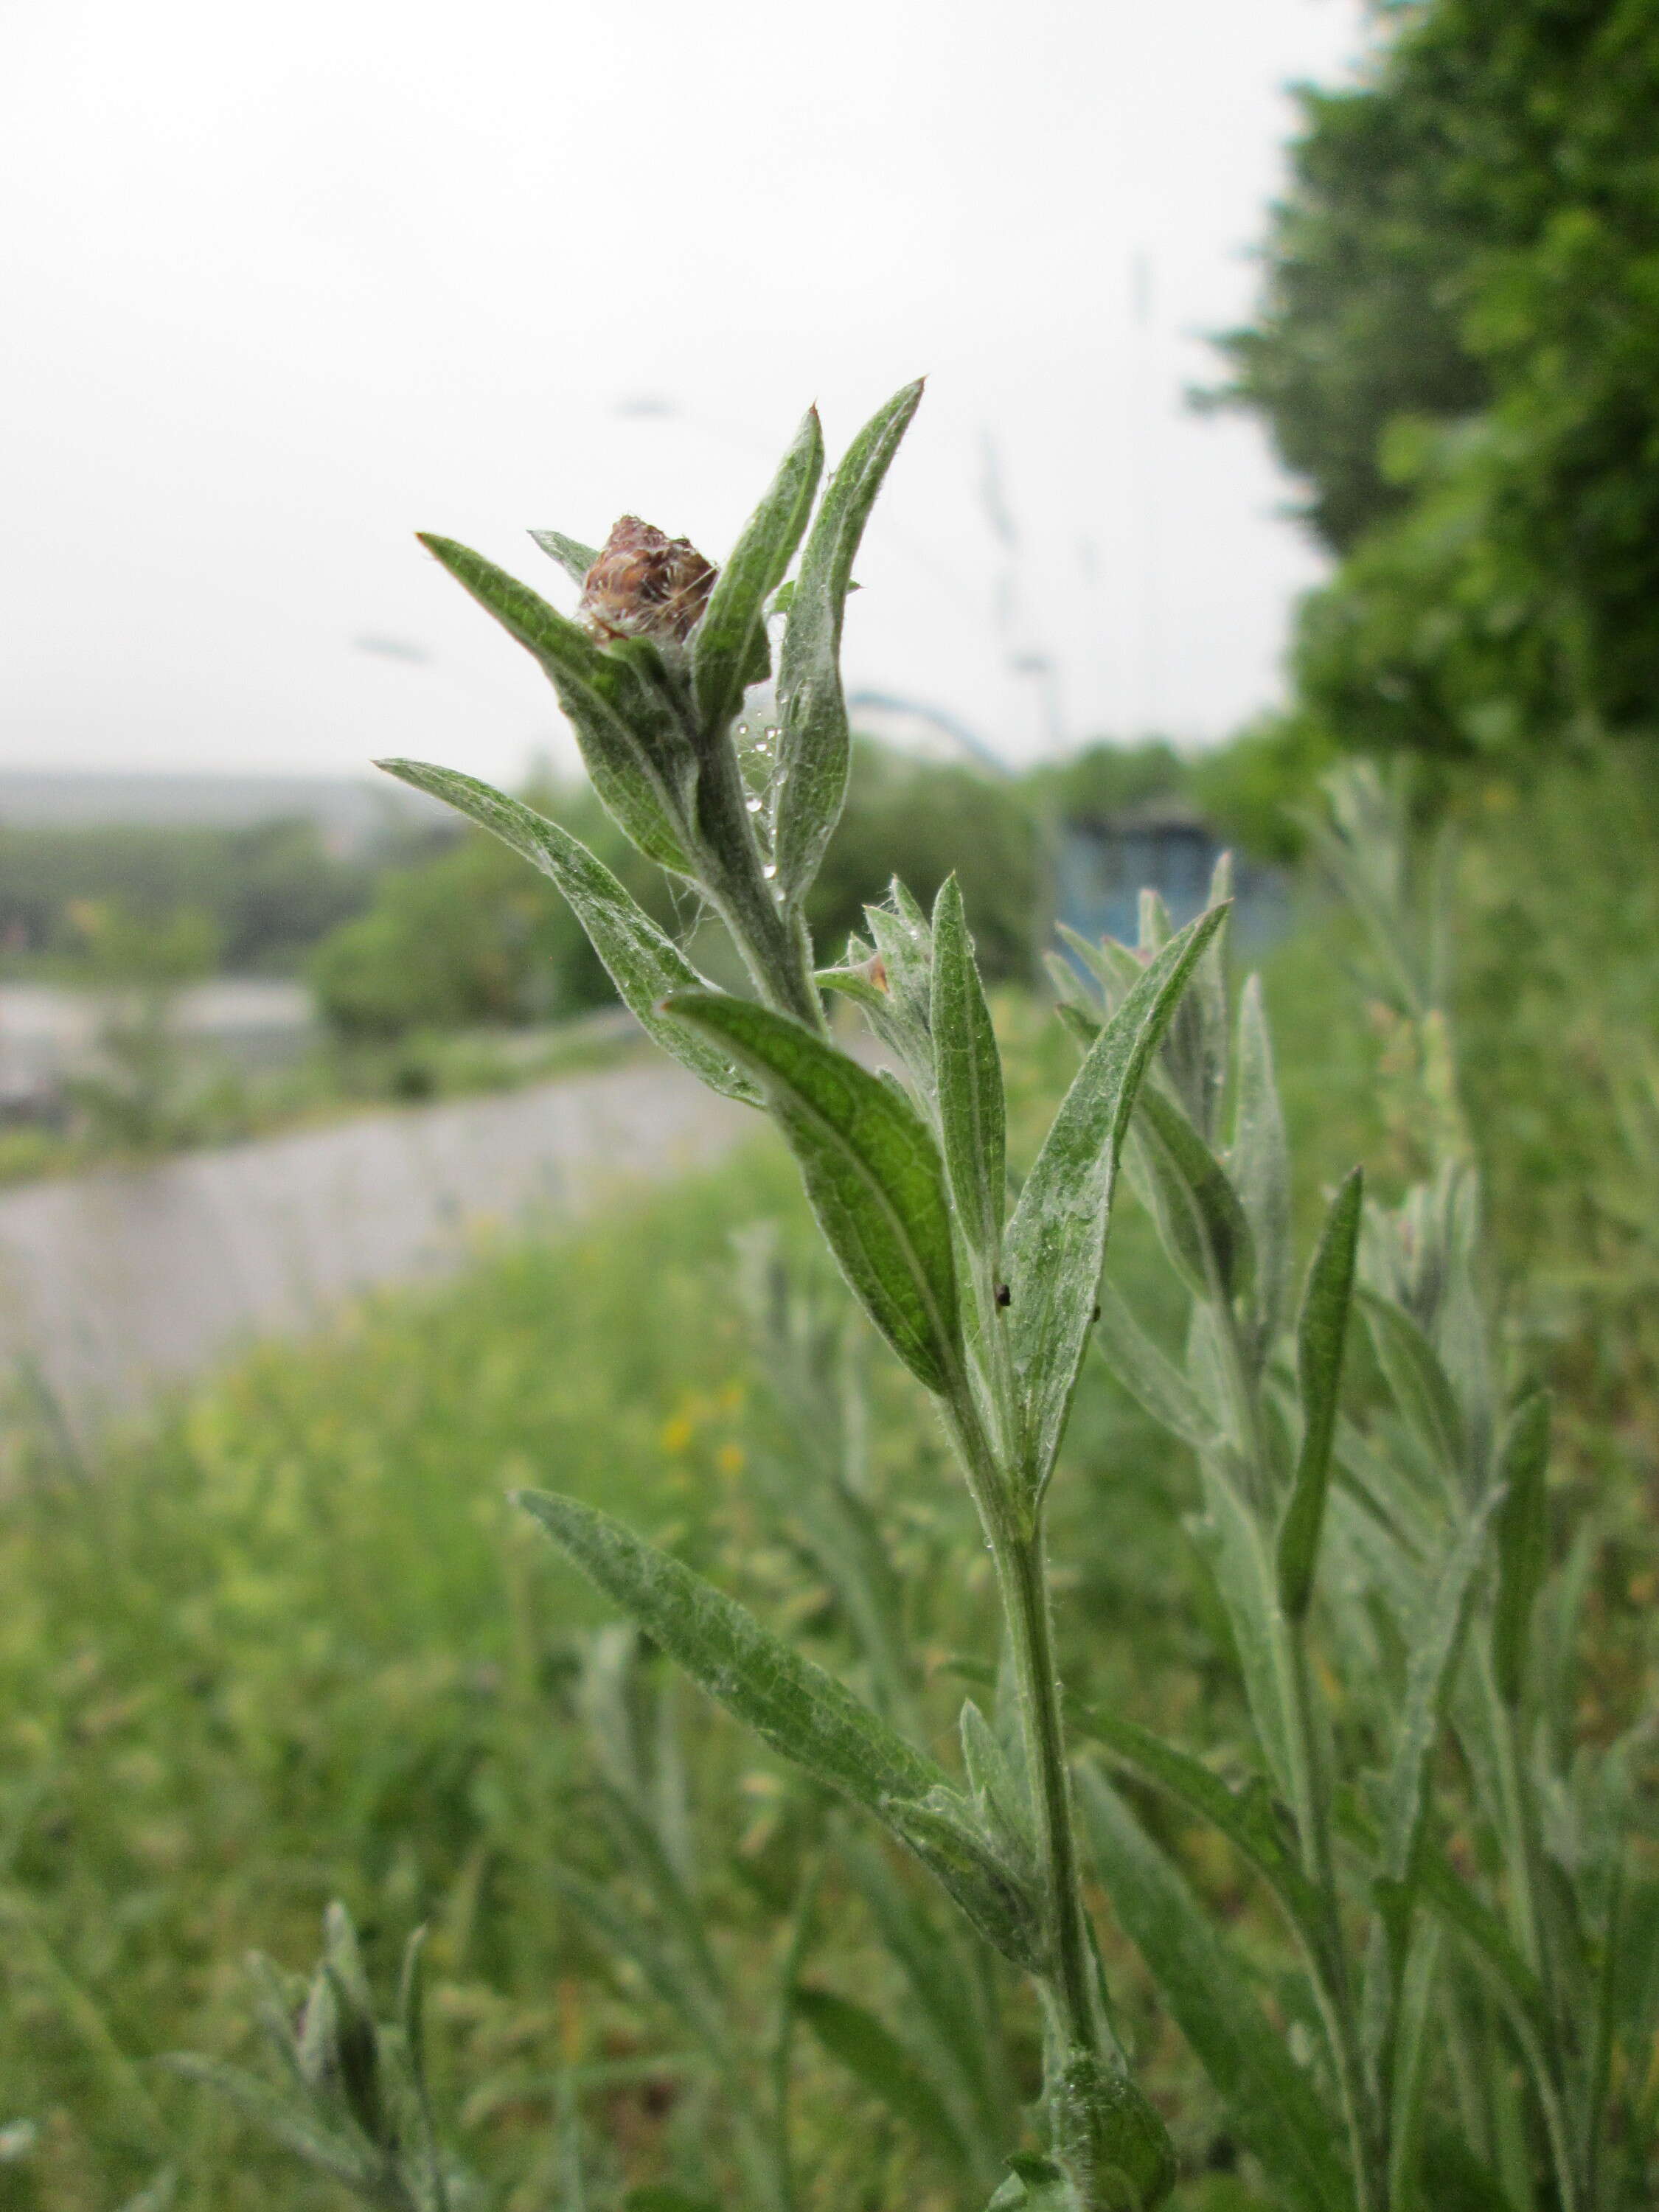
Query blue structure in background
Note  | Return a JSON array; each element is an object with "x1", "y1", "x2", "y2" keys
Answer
[{"x1": 1054, "y1": 803, "x2": 1288, "y2": 954}]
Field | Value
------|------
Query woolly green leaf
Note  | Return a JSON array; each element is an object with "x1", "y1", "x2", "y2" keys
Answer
[
  {"x1": 164, "y1": 2058, "x2": 375, "y2": 2191},
  {"x1": 1006, "y1": 903, "x2": 1228, "y2": 1499},
  {"x1": 529, "y1": 527, "x2": 601, "y2": 585},
  {"x1": 1374, "y1": 1493, "x2": 1503, "y2": 1951},
  {"x1": 551, "y1": 1865, "x2": 728, "y2": 2062},
  {"x1": 1278, "y1": 1169, "x2": 1363, "y2": 1621},
  {"x1": 1490, "y1": 1391, "x2": 1551, "y2": 1705},
  {"x1": 1362, "y1": 1295, "x2": 1464, "y2": 1492},
  {"x1": 375, "y1": 762, "x2": 759, "y2": 1105},
  {"x1": 518, "y1": 1491, "x2": 1036, "y2": 1965},
  {"x1": 1231, "y1": 974, "x2": 1293, "y2": 1349},
  {"x1": 694, "y1": 408, "x2": 823, "y2": 740},
  {"x1": 1093, "y1": 1281, "x2": 1217, "y2": 1450},
  {"x1": 840, "y1": 1832, "x2": 1006, "y2": 2156},
  {"x1": 931, "y1": 874, "x2": 1007, "y2": 1269},
  {"x1": 417, "y1": 533, "x2": 695, "y2": 872},
  {"x1": 662, "y1": 992, "x2": 959, "y2": 1391},
  {"x1": 1191, "y1": 1445, "x2": 1295, "y2": 1800},
  {"x1": 1131, "y1": 1086, "x2": 1254, "y2": 1303},
  {"x1": 1069, "y1": 1706, "x2": 1324, "y2": 1947},
  {"x1": 794, "y1": 1986, "x2": 973, "y2": 2170},
  {"x1": 1077, "y1": 1770, "x2": 1354, "y2": 2212},
  {"x1": 773, "y1": 380, "x2": 925, "y2": 903}
]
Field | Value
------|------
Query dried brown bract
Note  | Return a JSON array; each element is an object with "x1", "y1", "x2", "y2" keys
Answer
[{"x1": 578, "y1": 515, "x2": 717, "y2": 644}]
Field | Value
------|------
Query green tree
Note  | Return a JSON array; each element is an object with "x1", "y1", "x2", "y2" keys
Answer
[{"x1": 1222, "y1": 0, "x2": 1659, "y2": 760}]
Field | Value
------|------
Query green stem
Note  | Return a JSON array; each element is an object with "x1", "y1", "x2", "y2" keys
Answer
[
  {"x1": 694, "y1": 732, "x2": 824, "y2": 1032},
  {"x1": 945, "y1": 1389, "x2": 1112, "y2": 2066},
  {"x1": 1214, "y1": 1287, "x2": 1383, "y2": 2207}
]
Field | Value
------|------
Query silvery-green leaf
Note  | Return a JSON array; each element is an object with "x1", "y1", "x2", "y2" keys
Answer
[
  {"x1": 1005, "y1": 904, "x2": 1228, "y2": 1502},
  {"x1": 594, "y1": 1782, "x2": 724, "y2": 2011},
  {"x1": 1130, "y1": 1086, "x2": 1254, "y2": 1304},
  {"x1": 1374, "y1": 1493, "x2": 1503, "y2": 1955},
  {"x1": 1231, "y1": 974, "x2": 1292, "y2": 1352},
  {"x1": 521, "y1": 1490, "x2": 938, "y2": 1813},
  {"x1": 1156, "y1": 856, "x2": 1231, "y2": 1138},
  {"x1": 815, "y1": 963, "x2": 886, "y2": 1009},
  {"x1": 518, "y1": 1490, "x2": 1036, "y2": 1964},
  {"x1": 841, "y1": 1832, "x2": 1007, "y2": 2160},
  {"x1": 552, "y1": 1865, "x2": 728, "y2": 2062},
  {"x1": 693, "y1": 408, "x2": 823, "y2": 741},
  {"x1": 793, "y1": 1986, "x2": 973, "y2": 2171},
  {"x1": 1362, "y1": 1294, "x2": 1466, "y2": 1495},
  {"x1": 1386, "y1": 1924, "x2": 1441, "y2": 2212},
  {"x1": 1077, "y1": 1769, "x2": 1354, "y2": 2212},
  {"x1": 1054, "y1": 999, "x2": 1100, "y2": 1054},
  {"x1": 1093, "y1": 1281, "x2": 1217, "y2": 1451},
  {"x1": 529, "y1": 527, "x2": 601, "y2": 585},
  {"x1": 1070, "y1": 1708, "x2": 1324, "y2": 1950},
  {"x1": 1190, "y1": 1445, "x2": 1294, "y2": 1799},
  {"x1": 1490, "y1": 1391, "x2": 1551, "y2": 1705},
  {"x1": 931, "y1": 875, "x2": 1006, "y2": 1268},
  {"x1": 1136, "y1": 890, "x2": 1172, "y2": 955},
  {"x1": 164, "y1": 2058, "x2": 375, "y2": 2191},
  {"x1": 773, "y1": 380, "x2": 925, "y2": 903},
  {"x1": 1054, "y1": 923, "x2": 1119, "y2": 998},
  {"x1": 417, "y1": 533, "x2": 696, "y2": 872},
  {"x1": 1332, "y1": 1798, "x2": 1544, "y2": 2025},
  {"x1": 663, "y1": 992, "x2": 959, "y2": 1392},
  {"x1": 1278, "y1": 1169, "x2": 1364, "y2": 1621},
  {"x1": 375, "y1": 762, "x2": 760, "y2": 1106},
  {"x1": 863, "y1": 890, "x2": 936, "y2": 1098},
  {"x1": 959, "y1": 1699, "x2": 1034, "y2": 1875}
]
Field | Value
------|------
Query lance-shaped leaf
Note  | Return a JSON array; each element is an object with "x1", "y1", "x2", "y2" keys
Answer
[
  {"x1": 1278, "y1": 1169, "x2": 1364, "y2": 1621},
  {"x1": 417, "y1": 533, "x2": 696, "y2": 872},
  {"x1": 793, "y1": 1986, "x2": 973, "y2": 2171},
  {"x1": 529, "y1": 527, "x2": 601, "y2": 585},
  {"x1": 931, "y1": 874, "x2": 1006, "y2": 1268},
  {"x1": 376, "y1": 762, "x2": 760, "y2": 1105},
  {"x1": 518, "y1": 1489, "x2": 1037, "y2": 1965},
  {"x1": 1231, "y1": 974, "x2": 1292, "y2": 1349},
  {"x1": 1490, "y1": 1391, "x2": 1551, "y2": 1705},
  {"x1": 1362, "y1": 1293, "x2": 1465, "y2": 1493},
  {"x1": 662, "y1": 992, "x2": 960, "y2": 1392},
  {"x1": 773, "y1": 380, "x2": 925, "y2": 904},
  {"x1": 166, "y1": 2056, "x2": 378, "y2": 2191},
  {"x1": 1070, "y1": 1706, "x2": 1325, "y2": 1948},
  {"x1": 1373, "y1": 1492, "x2": 1503, "y2": 1967},
  {"x1": 1093, "y1": 1280, "x2": 1217, "y2": 1451},
  {"x1": 1005, "y1": 904, "x2": 1228, "y2": 1500},
  {"x1": 1129, "y1": 1086, "x2": 1254, "y2": 1303},
  {"x1": 693, "y1": 408, "x2": 823, "y2": 742},
  {"x1": 1190, "y1": 1445, "x2": 1295, "y2": 1801},
  {"x1": 1077, "y1": 1769, "x2": 1354, "y2": 2212}
]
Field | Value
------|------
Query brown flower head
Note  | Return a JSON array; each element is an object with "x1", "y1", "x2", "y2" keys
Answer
[{"x1": 578, "y1": 515, "x2": 717, "y2": 645}]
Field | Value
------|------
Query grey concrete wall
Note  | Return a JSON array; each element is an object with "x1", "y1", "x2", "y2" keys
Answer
[{"x1": 0, "y1": 1060, "x2": 750, "y2": 1425}]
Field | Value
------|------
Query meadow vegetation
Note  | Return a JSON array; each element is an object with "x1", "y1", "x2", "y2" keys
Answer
[{"x1": 1, "y1": 746, "x2": 1652, "y2": 2209}]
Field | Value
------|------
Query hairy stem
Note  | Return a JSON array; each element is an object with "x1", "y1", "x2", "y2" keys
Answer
[{"x1": 946, "y1": 1388, "x2": 1114, "y2": 2068}]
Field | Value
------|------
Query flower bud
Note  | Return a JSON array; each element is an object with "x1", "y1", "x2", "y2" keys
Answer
[{"x1": 579, "y1": 516, "x2": 716, "y2": 644}]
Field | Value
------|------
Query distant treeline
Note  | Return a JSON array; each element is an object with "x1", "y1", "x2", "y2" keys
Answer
[
  {"x1": 0, "y1": 734, "x2": 1306, "y2": 1034},
  {"x1": 0, "y1": 815, "x2": 434, "y2": 975}
]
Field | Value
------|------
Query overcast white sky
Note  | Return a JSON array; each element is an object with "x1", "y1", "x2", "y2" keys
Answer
[{"x1": 1, "y1": 0, "x2": 1366, "y2": 786}]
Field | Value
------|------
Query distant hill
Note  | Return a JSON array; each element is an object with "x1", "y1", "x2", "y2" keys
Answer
[{"x1": 0, "y1": 771, "x2": 450, "y2": 855}]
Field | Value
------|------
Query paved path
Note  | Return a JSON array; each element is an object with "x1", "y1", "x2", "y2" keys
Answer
[{"x1": 0, "y1": 1060, "x2": 750, "y2": 1426}]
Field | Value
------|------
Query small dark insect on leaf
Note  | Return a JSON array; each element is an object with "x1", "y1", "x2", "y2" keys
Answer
[
  {"x1": 996, "y1": 1283, "x2": 1012, "y2": 1308},
  {"x1": 1091, "y1": 1303, "x2": 1102, "y2": 1324}
]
